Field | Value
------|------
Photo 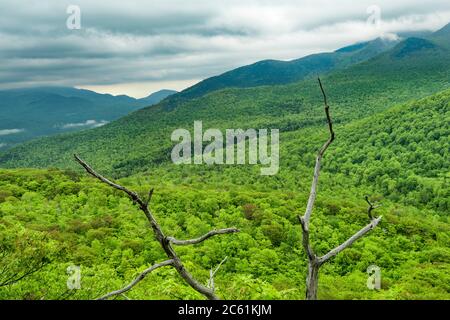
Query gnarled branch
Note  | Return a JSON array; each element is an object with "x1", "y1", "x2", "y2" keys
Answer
[
  {"x1": 97, "y1": 260, "x2": 174, "y2": 300},
  {"x1": 299, "y1": 78, "x2": 383, "y2": 300},
  {"x1": 207, "y1": 256, "x2": 228, "y2": 293},
  {"x1": 167, "y1": 228, "x2": 239, "y2": 245},
  {"x1": 145, "y1": 188, "x2": 154, "y2": 207},
  {"x1": 74, "y1": 155, "x2": 239, "y2": 300},
  {"x1": 301, "y1": 77, "x2": 335, "y2": 228},
  {"x1": 298, "y1": 216, "x2": 315, "y2": 261},
  {"x1": 365, "y1": 195, "x2": 382, "y2": 220},
  {"x1": 74, "y1": 155, "x2": 140, "y2": 202},
  {"x1": 318, "y1": 216, "x2": 382, "y2": 265}
]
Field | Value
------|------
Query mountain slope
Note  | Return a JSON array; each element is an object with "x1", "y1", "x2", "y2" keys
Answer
[
  {"x1": 169, "y1": 26, "x2": 449, "y2": 103},
  {"x1": 0, "y1": 87, "x2": 175, "y2": 149},
  {"x1": 172, "y1": 37, "x2": 400, "y2": 101},
  {"x1": 139, "y1": 89, "x2": 178, "y2": 105},
  {"x1": 0, "y1": 28, "x2": 448, "y2": 178},
  {"x1": 1, "y1": 86, "x2": 449, "y2": 298},
  {"x1": 428, "y1": 23, "x2": 450, "y2": 48}
]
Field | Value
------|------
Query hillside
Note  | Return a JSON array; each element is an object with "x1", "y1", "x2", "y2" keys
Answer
[
  {"x1": 1, "y1": 27, "x2": 449, "y2": 177},
  {"x1": 0, "y1": 87, "x2": 176, "y2": 149},
  {"x1": 140, "y1": 89, "x2": 178, "y2": 105},
  {"x1": 167, "y1": 24, "x2": 449, "y2": 103},
  {"x1": 1, "y1": 89, "x2": 448, "y2": 300},
  {"x1": 173, "y1": 37, "x2": 400, "y2": 101},
  {"x1": 1, "y1": 15, "x2": 449, "y2": 301},
  {"x1": 114, "y1": 88, "x2": 449, "y2": 211}
]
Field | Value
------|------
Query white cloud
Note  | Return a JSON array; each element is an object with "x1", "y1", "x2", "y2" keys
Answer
[
  {"x1": 0, "y1": 143, "x2": 7, "y2": 148},
  {"x1": 0, "y1": 128, "x2": 24, "y2": 136},
  {"x1": 61, "y1": 120, "x2": 108, "y2": 129},
  {"x1": 0, "y1": 0, "x2": 449, "y2": 97}
]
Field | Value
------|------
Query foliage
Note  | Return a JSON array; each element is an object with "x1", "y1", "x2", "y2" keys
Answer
[{"x1": 0, "y1": 29, "x2": 449, "y2": 300}]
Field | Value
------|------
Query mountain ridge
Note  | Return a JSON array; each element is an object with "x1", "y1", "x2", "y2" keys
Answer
[
  {"x1": 0, "y1": 86, "x2": 176, "y2": 149},
  {"x1": 1, "y1": 25, "x2": 449, "y2": 176},
  {"x1": 171, "y1": 37, "x2": 401, "y2": 102}
]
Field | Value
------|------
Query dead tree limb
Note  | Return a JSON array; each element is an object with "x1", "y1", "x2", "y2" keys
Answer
[
  {"x1": 207, "y1": 256, "x2": 228, "y2": 293},
  {"x1": 365, "y1": 195, "x2": 382, "y2": 220},
  {"x1": 74, "y1": 155, "x2": 239, "y2": 300},
  {"x1": 298, "y1": 78, "x2": 382, "y2": 300},
  {"x1": 97, "y1": 260, "x2": 174, "y2": 300},
  {"x1": 318, "y1": 216, "x2": 382, "y2": 264},
  {"x1": 167, "y1": 229, "x2": 239, "y2": 245}
]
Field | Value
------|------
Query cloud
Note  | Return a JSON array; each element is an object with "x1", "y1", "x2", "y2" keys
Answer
[
  {"x1": 0, "y1": 0, "x2": 449, "y2": 97},
  {"x1": 0, "y1": 128, "x2": 25, "y2": 136},
  {"x1": 0, "y1": 143, "x2": 7, "y2": 148},
  {"x1": 60, "y1": 120, "x2": 108, "y2": 129}
]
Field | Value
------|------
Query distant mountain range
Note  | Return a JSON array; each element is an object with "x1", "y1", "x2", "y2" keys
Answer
[
  {"x1": 1, "y1": 22, "x2": 448, "y2": 175},
  {"x1": 172, "y1": 37, "x2": 401, "y2": 101},
  {"x1": 0, "y1": 28, "x2": 439, "y2": 151},
  {"x1": 0, "y1": 87, "x2": 176, "y2": 149}
]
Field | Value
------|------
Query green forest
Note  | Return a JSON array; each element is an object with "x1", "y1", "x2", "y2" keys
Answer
[{"x1": 0, "y1": 19, "x2": 449, "y2": 300}]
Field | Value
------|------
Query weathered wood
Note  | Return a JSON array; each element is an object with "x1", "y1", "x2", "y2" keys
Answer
[
  {"x1": 305, "y1": 259, "x2": 320, "y2": 300},
  {"x1": 167, "y1": 228, "x2": 239, "y2": 245},
  {"x1": 97, "y1": 260, "x2": 174, "y2": 300},
  {"x1": 319, "y1": 217, "x2": 382, "y2": 264},
  {"x1": 299, "y1": 79, "x2": 382, "y2": 300},
  {"x1": 74, "y1": 155, "x2": 238, "y2": 300}
]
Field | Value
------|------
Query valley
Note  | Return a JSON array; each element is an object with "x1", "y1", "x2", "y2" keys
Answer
[{"x1": 0, "y1": 22, "x2": 449, "y2": 300}]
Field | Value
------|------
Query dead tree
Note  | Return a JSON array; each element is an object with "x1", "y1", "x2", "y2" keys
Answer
[
  {"x1": 74, "y1": 155, "x2": 239, "y2": 300},
  {"x1": 298, "y1": 78, "x2": 382, "y2": 300}
]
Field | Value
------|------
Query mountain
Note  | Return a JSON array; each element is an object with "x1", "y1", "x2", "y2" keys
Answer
[
  {"x1": 170, "y1": 37, "x2": 400, "y2": 101},
  {"x1": 1, "y1": 24, "x2": 450, "y2": 301},
  {"x1": 391, "y1": 37, "x2": 438, "y2": 58},
  {"x1": 432, "y1": 22, "x2": 450, "y2": 38},
  {"x1": 139, "y1": 89, "x2": 177, "y2": 105},
  {"x1": 429, "y1": 22, "x2": 450, "y2": 50},
  {"x1": 0, "y1": 87, "x2": 173, "y2": 149},
  {"x1": 1, "y1": 88, "x2": 448, "y2": 300},
  {"x1": 1, "y1": 26, "x2": 448, "y2": 177}
]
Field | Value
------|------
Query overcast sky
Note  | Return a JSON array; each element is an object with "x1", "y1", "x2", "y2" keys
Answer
[{"x1": 1, "y1": 0, "x2": 449, "y2": 98}]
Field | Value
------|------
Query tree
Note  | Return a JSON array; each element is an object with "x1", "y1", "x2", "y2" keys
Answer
[
  {"x1": 298, "y1": 78, "x2": 383, "y2": 300},
  {"x1": 74, "y1": 155, "x2": 239, "y2": 300}
]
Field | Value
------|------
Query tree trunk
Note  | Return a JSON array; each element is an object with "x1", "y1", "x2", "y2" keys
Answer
[{"x1": 306, "y1": 260, "x2": 320, "y2": 300}]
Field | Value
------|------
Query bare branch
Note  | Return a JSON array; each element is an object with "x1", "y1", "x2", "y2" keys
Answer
[
  {"x1": 145, "y1": 188, "x2": 154, "y2": 207},
  {"x1": 74, "y1": 154, "x2": 140, "y2": 202},
  {"x1": 303, "y1": 78, "x2": 335, "y2": 226},
  {"x1": 167, "y1": 228, "x2": 240, "y2": 246},
  {"x1": 298, "y1": 216, "x2": 315, "y2": 260},
  {"x1": 299, "y1": 79, "x2": 384, "y2": 300},
  {"x1": 318, "y1": 78, "x2": 335, "y2": 144},
  {"x1": 365, "y1": 195, "x2": 382, "y2": 220},
  {"x1": 318, "y1": 216, "x2": 382, "y2": 265},
  {"x1": 97, "y1": 260, "x2": 174, "y2": 300},
  {"x1": 209, "y1": 270, "x2": 215, "y2": 293},
  {"x1": 74, "y1": 154, "x2": 165, "y2": 243},
  {"x1": 75, "y1": 154, "x2": 238, "y2": 300},
  {"x1": 207, "y1": 256, "x2": 228, "y2": 293}
]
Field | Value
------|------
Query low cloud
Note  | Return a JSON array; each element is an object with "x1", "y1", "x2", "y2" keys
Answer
[
  {"x1": 0, "y1": 128, "x2": 25, "y2": 136},
  {"x1": 0, "y1": 0, "x2": 449, "y2": 97},
  {"x1": 0, "y1": 143, "x2": 7, "y2": 148},
  {"x1": 61, "y1": 120, "x2": 108, "y2": 129}
]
